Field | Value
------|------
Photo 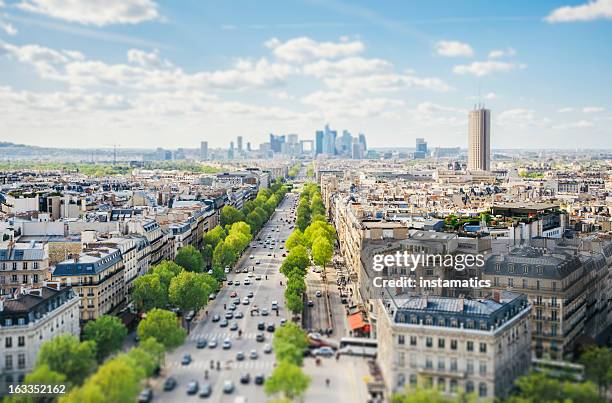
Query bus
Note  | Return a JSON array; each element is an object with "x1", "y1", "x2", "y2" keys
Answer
[
  {"x1": 532, "y1": 358, "x2": 584, "y2": 382},
  {"x1": 339, "y1": 337, "x2": 378, "y2": 358}
]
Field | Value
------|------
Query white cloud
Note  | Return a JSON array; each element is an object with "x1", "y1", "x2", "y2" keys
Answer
[
  {"x1": 265, "y1": 36, "x2": 364, "y2": 63},
  {"x1": 545, "y1": 0, "x2": 612, "y2": 22},
  {"x1": 488, "y1": 48, "x2": 516, "y2": 58},
  {"x1": 16, "y1": 0, "x2": 160, "y2": 26},
  {"x1": 323, "y1": 73, "x2": 452, "y2": 93},
  {"x1": 303, "y1": 56, "x2": 391, "y2": 78},
  {"x1": 467, "y1": 92, "x2": 498, "y2": 100},
  {"x1": 127, "y1": 48, "x2": 172, "y2": 69},
  {"x1": 497, "y1": 108, "x2": 551, "y2": 129},
  {"x1": 582, "y1": 106, "x2": 604, "y2": 113},
  {"x1": 434, "y1": 40, "x2": 474, "y2": 57},
  {"x1": 553, "y1": 120, "x2": 595, "y2": 129},
  {"x1": 302, "y1": 90, "x2": 404, "y2": 119},
  {"x1": 0, "y1": 18, "x2": 17, "y2": 35},
  {"x1": 558, "y1": 107, "x2": 574, "y2": 113},
  {"x1": 453, "y1": 60, "x2": 526, "y2": 77}
]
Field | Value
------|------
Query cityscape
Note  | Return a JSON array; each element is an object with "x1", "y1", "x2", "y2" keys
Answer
[{"x1": 1, "y1": 1, "x2": 612, "y2": 403}]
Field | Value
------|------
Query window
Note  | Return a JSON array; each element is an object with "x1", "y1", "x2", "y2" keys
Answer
[
  {"x1": 410, "y1": 336, "x2": 417, "y2": 346},
  {"x1": 425, "y1": 357, "x2": 433, "y2": 369},
  {"x1": 450, "y1": 379, "x2": 458, "y2": 393},
  {"x1": 450, "y1": 340, "x2": 457, "y2": 350},
  {"x1": 522, "y1": 279, "x2": 528, "y2": 288},
  {"x1": 479, "y1": 382, "x2": 488, "y2": 397},
  {"x1": 437, "y1": 377, "x2": 445, "y2": 391},
  {"x1": 409, "y1": 374, "x2": 417, "y2": 386},
  {"x1": 508, "y1": 264, "x2": 514, "y2": 273},
  {"x1": 17, "y1": 354, "x2": 25, "y2": 369},
  {"x1": 523, "y1": 265, "x2": 529, "y2": 274},
  {"x1": 17, "y1": 336, "x2": 24, "y2": 347},
  {"x1": 508, "y1": 277, "x2": 514, "y2": 287},
  {"x1": 410, "y1": 353, "x2": 417, "y2": 368},
  {"x1": 466, "y1": 381, "x2": 474, "y2": 393},
  {"x1": 5, "y1": 355, "x2": 12, "y2": 370},
  {"x1": 398, "y1": 352, "x2": 405, "y2": 367},
  {"x1": 480, "y1": 343, "x2": 487, "y2": 353},
  {"x1": 437, "y1": 357, "x2": 445, "y2": 371},
  {"x1": 5, "y1": 337, "x2": 12, "y2": 348},
  {"x1": 450, "y1": 358, "x2": 458, "y2": 372},
  {"x1": 495, "y1": 263, "x2": 500, "y2": 272},
  {"x1": 398, "y1": 335, "x2": 405, "y2": 345},
  {"x1": 467, "y1": 360, "x2": 474, "y2": 374},
  {"x1": 467, "y1": 341, "x2": 474, "y2": 352},
  {"x1": 479, "y1": 361, "x2": 487, "y2": 375},
  {"x1": 438, "y1": 338, "x2": 445, "y2": 349},
  {"x1": 426, "y1": 337, "x2": 433, "y2": 348}
]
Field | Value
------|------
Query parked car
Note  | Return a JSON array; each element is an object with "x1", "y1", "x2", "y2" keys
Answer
[
  {"x1": 181, "y1": 354, "x2": 192, "y2": 365},
  {"x1": 163, "y1": 377, "x2": 177, "y2": 391},
  {"x1": 198, "y1": 383, "x2": 212, "y2": 398},
  {"x1": 196, "y1": 338, "x2": 207, "y2": 349},
  {"x1": 137, "y1": 388, "x2": 153, "y2": 402},
  {"x1": 314, "y1": 347, "x2": 335, "y2": 357},
  {"x1": 186, "y1": 381, "x2": 199, "y2": 395}
]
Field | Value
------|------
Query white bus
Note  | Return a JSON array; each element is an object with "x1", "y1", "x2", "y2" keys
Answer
[{"x1": 339, "y1": 337, "x2": 377, "y2": 358}]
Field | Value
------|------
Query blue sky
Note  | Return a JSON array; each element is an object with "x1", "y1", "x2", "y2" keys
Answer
[{"x1": 0, "y1": 0, "x2": 611, "y2": 149}]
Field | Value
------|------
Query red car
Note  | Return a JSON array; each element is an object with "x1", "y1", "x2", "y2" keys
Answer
[{"x1": 230, "y1": 291, "x2": 238, "y2": 298}]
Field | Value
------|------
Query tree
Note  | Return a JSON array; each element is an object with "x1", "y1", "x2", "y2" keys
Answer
[
  {"x1": 131, "y1": 273, "x2": 166, "y2": 312},
  {"x1": 150, "y1": 260, "x2": 183, "y2": 290},
  {"x1": 508, "y1": 371, "x2": 602, "y2": 403},
  {"x1": 312, "y1": 237, "x2": 333, "y2": 268},
  {"x1": 285, "y1": 229, "x2": 305, "y2": 251},
  {"x1": 75, "y1": 356, "x2": 142, "y2": 403},
  {"x1": 139, "y1": 337, "x2": 166, "y2": 372},
  {"x1": 285, "y1": 291, "x2": 304, "y2": 316},
  {"x1": 36, "y1": 335, "x2": 97, "y2": 386},
  {"x1": 273, "y1": 323, "x2": 309, "y2": 365},
  {"x1": 264, "y1": 360, "x2": 310, "y2": 400},
  {"x1": 137, "y1": 308, "x2": 186, "y2": 350},
  {"x1": 580, "y1": 347, "x2": 612, "y2": 398},
  {"x1": 201, "y1": 243, "x2": 213, "y2": 268},
  {"x1": 213, "y1": 240, "x2": 237, "y2": 269},
  {"x1": 229, "y1": 221, "x2": 252, "y2": 238},
  {"x1": 83, "y1": 315, "x2": 128, "y2": 362},
  {"x1": 202, "y1": 225, "x2": 226, "y2": 249},
  {"x1": 5, "y1": 365, "x2": 66, "y2": 403},
  {"x1": 175, "y1": 245, "x2": 204, "y2": 272},
  {"x1": 168, "y1": 271, "x2": 211, "y2": 313},
  {"x1": 246, "y1": 210, "x2": 264, "y2": 233},
  {"x1": 391, "y1": 387, "x2": 454, "y2": 403},
  {"x1": 280, "y1": 246, "x2": 310, "y2": 277},
  {"x1": 303, "y1": 220, "x2": 336, "y2": 247},
  {"x1": 286, "y1": 273, "x2": 306, "y2": 295},
  {"x1": 220, "y1": 205, "x2": 245, "y2": 227}
]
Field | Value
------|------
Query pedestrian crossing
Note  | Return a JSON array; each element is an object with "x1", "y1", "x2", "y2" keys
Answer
[
  {"x1": 167, "y1": 360, "x2": 275, "y2": 370},
  {"x1": 187, "y1": 331, "x2": 267, "y2": 342}
]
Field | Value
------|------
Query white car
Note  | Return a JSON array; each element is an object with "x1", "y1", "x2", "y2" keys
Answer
[{"x1": 250, "y1": 255, "x2": 254, "y2": 259}]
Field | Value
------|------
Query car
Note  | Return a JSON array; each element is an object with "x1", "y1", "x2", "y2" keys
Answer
[
  {"x1": 163, "y1": 377, "x2": 177, "y2": 391},
  {"x1": 316, "y1": 290, "x2": 322, "y2": 297},
  {"x1": 244, "y1": 279, "x2": 251, "y2": 285},
  {"x1": 307, "y1": 300, "x2": 314, "y2": 307},
  {"x1": 267, "y1": 252, "x2": 272, "y2": 256},
  {"x1": 271, "y1": 301, "x2": 278, "y2": 310},
  {"x1": 222, "y1": 380, "x2": 234, "y2": 394},
  {"x1": 222, "y1": 339, "x2": 232, "y2": 349},
  {"x1": 234, "y1": 280, "x2": 240, "y2": 286},
  {"x1": 263, "y1": 343, "x2": 273, "y2": 354},
  {"x1": 243, "y1": 268, "x2": 249, "y2": 273},
  {"x1": 185, "y1": 310, "x2": 195, "y2": 321},
  {"x1": 247, "y1": 272, "x2": 254, "y2": 278},
  {"x1": 230, "y1": 291, "x2": 238, "y2": 298},
  {"x1": 186, "y1": 381, "x2": 199, "y2": 395},
  {"x1": 230, "y1": 322, "x2": 238, "y2": 331},
  {"x1": 137, "y1": 388, "x2": 153, "y2": 403},
  {"x1": 280, "y1": 318, "x2": 287, "y2": 326},
  {"x1": 198, "y1": 384, "x2": 212, "y2": 398},
  {"x1": 224, "y1": 312, "x2": 234, "y2": 319},
  {"x1": 235, "y1": 311, "x2": 244, "y2": 319},
  {"x1": 212, "y1": 314, "x2": 220, "y2": 322},
  {"x1": 247, "y1": 291, "x2": 254, "y2": 298},
  {"x1": 208, "y1": 339, "x2": 217, "y2": 349},
  {"x1": 236, "y1": 351, "x2": 245, "y2": 361},
  {"x1": 240, "y1": 374, "x2": 251, "y2": 384},
  {"x1": 224, "y1": 268, "x2": 231, "y2": 274},
  {"x1": 257, "y1": 322, "x2": 265, "y2": 331},
  {"x1": 196, "y1": 338, "x2": 207, "y2": 349},
  {"x1": 256, "y1": 260, "x2": 261, "y2": 265},
  {"x1": 254, "y1": 374, "x2": 265, "y2": 385},
  {"x1": 242, "y1": 297, "x2": 250, "y2": 305},
  {"x1": 255, "y1": 275, "x2": 262, "y2": 281},
  {"x1": 227, "y1": 280, "x2": 233, "y2": 285},
  {"x1": 256, "y1": 333, "x2": 265, "y2": 342},
  {"x1": 308, "y1": 332, "x2": 322, "y2": 341},
  {"x1": 220, "y1": 319, "x2": 228, "y2": 327},
  {"x1": 282, "y1": 253, "x2": 286, "y2": 257},
  {"x1": 250, "y1": 255, "x2": 254, "y2": 259},
  {"x1": 314, "y1": 347, "x2": 335, "y2": 357},
  {"x1": 208, "y1": 293, "x2": 216, "y2": 300},
  {"x1": 207, "y1": 269, "x2": 213, "y2": 275},
  {"x1": 228, "y1": 304, "x2": 237, "y2": 311},
  {"x1": 233, "y1": 298, "x2": 241, "y2": 305},
  {"x1": 181, "y1": 354, "x2": 192, "y2": 365},
  {"x1": 261, "y1": 308, "x2": 269, "y2": 316},
  {"x1": 266, "y1": 324, "x2": 275, "y2": 332},
  {"x1": 250, "y1": 349, "x2": 258, "y2": 359}
]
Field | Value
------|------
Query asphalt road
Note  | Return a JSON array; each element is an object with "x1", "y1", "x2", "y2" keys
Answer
[{"x1": 150, "y1": 192, "x2": 298, "y2": 403}]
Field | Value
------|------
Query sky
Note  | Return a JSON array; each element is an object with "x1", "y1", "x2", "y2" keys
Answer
[{"x1": 0, "y1": 0, "x2": 611, "y2": 150}]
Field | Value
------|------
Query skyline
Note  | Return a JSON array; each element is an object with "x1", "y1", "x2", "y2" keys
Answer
[{"x1": 1, "y1": 0, "x2": 612, "y2": 149}]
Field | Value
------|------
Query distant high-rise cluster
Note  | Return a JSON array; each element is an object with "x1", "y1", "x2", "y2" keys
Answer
[
  {"x1": 414, "y1": 138, "x2": 428, "y2": 159},
  {"x1": 315, "y1": 124, "x2": 367, "y2": 159},
  {"x1": 468, "y1": 107, "x2": 491, "y2": 171}
]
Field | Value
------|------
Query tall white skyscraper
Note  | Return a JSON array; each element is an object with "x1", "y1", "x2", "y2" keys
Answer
[
  {"x1": 200, "y1": 141, "x2": 208, "y2": 160},
  {"x1": 468, "y1": 107, "x2": 491, "y2": 171}
]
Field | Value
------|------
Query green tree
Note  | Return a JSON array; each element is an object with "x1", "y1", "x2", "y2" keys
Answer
[
  {"x1": 5, "y1": 365, "x2": 67, "y2": 403},
  {"x1": 83, "y1": 315, "x2": 128, "y2": 362},
  {"x1": 37, "y1": 335, "x2": 97, "y2": 386},
  {"x1": 139, "y1": 337, "x2": 166, "y2": 371},
  {"x1": 137, "y1": 308, "x2": 186, "y2": 350},
  {"x1": 220, "y1": 205, "x2": 245, "y2": 227},
  {"x1": 285, "y1": 229, "x2": 305, "y2": 251},
  {"x1": 273, "y1": 323, "x2": 309, "y2": 365},
  {"x1": 131, "y1": 273, "x2": 166, "y2": 312},
  {"x1": 168, "y1": 271, "x2": 212, "y2": 313},
  {"x1": 175, "y1": 245, "x2": 204, "y2": 272},
  {"x1": 509, "y1": 371, "x2": 602, "y2": 403},
  {"x1": 150, "y1": 260, "x2": 183, "y2": 290},
  {"x1": 71, "y1": 356, "x2": 142, "y2": 403},
  {"x1": 202, "y1": 225, "x2": 226, "y2": 249},
  {"x1": 580, "y1": 347, "x2": 612, "y2": 398},
  {"x1": 246, "y1": 210, "x2": 264, "y2": 233},
  {"x1": 312, "y1": 237, "x2": 333, "y2": 268},
  {"x1": 280, "y1": 245, "x2": 310, "y2": 277},
  {"x1": 229, "y1": 221, "x2": 252, "y2": 238},
  {"x1": 264, "y1": 360, "x2": 310, "y2": 400},
  {"x1": 391, "y1": 387, "x2": 453, "y2": 403},
  {"x1": 201, "y1": 243, "x2": 213, "y2": 268},
  {"x1": 285, "y1": 291, "x2": 304, "y2": 316}
]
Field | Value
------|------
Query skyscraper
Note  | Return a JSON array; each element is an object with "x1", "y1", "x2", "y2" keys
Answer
[
  {"x1": 358, "y1": 133, "x2": 367, "y2": 151},
  {"x1": 414, "y1": 138, "x2": 428, "y2": 159},
  {"x1": 200, "y1": 141, "x2": 208, "y2": 160},
  {"x1": 340, "y1": 130, "x2": 353, "y2": 156},
  {"x1": 315, "y1": 130, "x2": 324, "y2": 155},
  {"x1": 468, "y1": 107, "x2": 491, "y2": 171},
  {"x1": 269, "y1": 134, "x2": 286, "y2": 153},
  {"x1": 321, "y1": 124, "x2": 337, "y2": 155},
  {"x1": 237, "y1": 136, "x2": 243, "y2": 152}
]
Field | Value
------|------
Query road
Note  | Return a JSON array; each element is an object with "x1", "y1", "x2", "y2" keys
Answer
[{"x1": 151, "y1": 192, "x2": 298, "y2": 402}]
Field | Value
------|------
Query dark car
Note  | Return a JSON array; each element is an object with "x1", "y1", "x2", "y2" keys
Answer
[
  {"x1": 257, "y1": 322, "x2": 265, "y2": 331},
  {"x1": 220, "y1": 319, "x2": 229, "y2": 327},
  {"x1": 137, "y1": 388, "x2": 153, "y2": 402},
  {"x1": 212, "y1": 314, "x2": 220, "y2": 322},
  {"x1": 181, "y1": 354, "x2": 192, "y2": 365},
  {"x1": 186, "y1": 380, "x2": 199, "y2": 395},
  {"x1": 256, "y1": 333, "x2": 265, "y2": 342},
  {"x1": 224, "y1": 312, "x2": 234, "y2": 319},
  {"x1": 254, "y1": 374, "x2": 265, "y2": 385},
  {"x1": 266, "y1": 324, "x2": 275, "y2": 333},
  {"x1": 307, "y1": 300, "x2": 314, "y2": 307},
  {"x1": 196, "y1": 338, "x2": 207, "y2": 349},
  {"x1": 163, "y1": 377, "x2": 177, "y2": 391},
  {"x1": 240, "y1": 373, "x2": 251, "y2": 384},
  {"x1": 199, "y1": 383, "x2": 212, "y2": 398}
]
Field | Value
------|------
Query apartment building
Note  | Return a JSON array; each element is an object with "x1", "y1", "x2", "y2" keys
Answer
[
  {"x1": 0, "y1": 242, "x2": 50, "y2": 296},
  {"x1": 0, "y1": 284, "x2": 80, "y2": 393},
  {"x1": 376, "y1": 291, "x2": 531, "y2": 399},
  {"x1": 52, "y1": 247, "x2": 125, "y2": 321}
]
